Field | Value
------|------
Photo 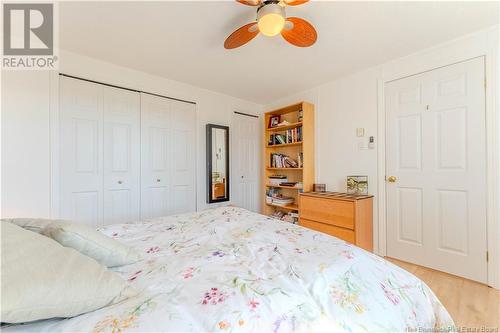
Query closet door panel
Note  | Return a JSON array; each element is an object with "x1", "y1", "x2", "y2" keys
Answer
[
  {"x1": 141, "y1": 94, "x2": 173, "y2": 219},
  {"x1": 60, "y1": 77, "x2": 103, "y2": 225},
  {"x1": 171, "y1": 101, "x2": 196, "y2": 214},
  {"x1": 103, "y1": 86, "x2": 140, "y2": 224}
]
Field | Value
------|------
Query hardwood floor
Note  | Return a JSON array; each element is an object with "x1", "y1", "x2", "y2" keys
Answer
[{"x1": 386, "y1": 257, "x2": 500, "y2": 328}]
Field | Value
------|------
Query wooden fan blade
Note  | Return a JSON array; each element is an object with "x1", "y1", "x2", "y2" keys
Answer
[
  {"x1": 236, "y1": 0, "x2": 261, "y2": 6},
  {"x1": 284, "y1": 0, "x2": 309, "y2": 6},
  {"x1": 224, "y1": 23, "x2": 259, "y2": 49},
  {"x1": 281, "y1": 17, "x2": 317, "y2": 47}
]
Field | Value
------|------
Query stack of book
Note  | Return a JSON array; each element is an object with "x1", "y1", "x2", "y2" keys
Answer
[
  {"x1": 270, "y1": 153, "x2": 299, "y2": 168},
  {"x1": 268, "y1": 175, "x2": 287, "y2": 185},
  {"x1": 271, "y1": 197, "x2": 294, "y2": 206},
  {"x1": 285, "y1": 127, "x2": 302, "y2": 143},
  {"x1": 269, "y1": 134, "x2": 286, "y2": 145},
  {"x1": 268, "y1": 126, "x2": 302, "y2": 145},
  {"x1": 269, "y1": 211, "x2": 299, "y2": 224},
  {"x1": 265, "y1": 188, "x2": 294, "y2": 206}
]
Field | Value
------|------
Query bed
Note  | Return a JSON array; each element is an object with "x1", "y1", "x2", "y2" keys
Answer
[{"x1": 5, "y1": 206, "x2": 453, "y2": 332}]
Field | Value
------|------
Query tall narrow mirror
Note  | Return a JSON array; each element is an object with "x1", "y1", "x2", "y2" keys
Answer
[{"x1": 207, "y1": 124, "x2": 229, "y2": 203}]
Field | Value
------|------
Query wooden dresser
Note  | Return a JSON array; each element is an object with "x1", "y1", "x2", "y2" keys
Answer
[{"x1": 299, "y1": 192, "x2": 373, "y2": 251}]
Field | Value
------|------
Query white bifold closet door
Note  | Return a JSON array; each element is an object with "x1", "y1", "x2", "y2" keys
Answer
[
  {"x1": 140, "y1": 93, "x2": 196, "y2": 219},
  {"x1": 102, "y1": 86, "x2": 141, "y2": 224},
  {"x1": 60, "y1": 78, "x2": 196, "y2": 225},
  {"x1": 60, "y1": 77, "x2": 140, "y2": 225}
]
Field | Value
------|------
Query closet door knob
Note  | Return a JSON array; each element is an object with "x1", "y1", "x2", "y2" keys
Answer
[
  {"x1": 117, "y1": 180, "x2": 123, "y2": 184},
  {"x1": 156, "y1": 179, "x2": 161, "y2": 183}
]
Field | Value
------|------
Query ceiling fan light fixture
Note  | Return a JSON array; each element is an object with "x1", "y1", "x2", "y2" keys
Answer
[{"x1": 257, "y1": 3, "x2": 285, "y2": 37}]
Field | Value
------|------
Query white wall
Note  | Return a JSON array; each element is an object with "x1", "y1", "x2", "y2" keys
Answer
[
  {"x1": 1, "y1": 71, "x2": 52, "y2": 218},
  {"x1": 0, "y1": 50, "x2": 263, "y2": 219},
  {"x1": 266, "y1": 26, "x2": 500, "y2": 288}
]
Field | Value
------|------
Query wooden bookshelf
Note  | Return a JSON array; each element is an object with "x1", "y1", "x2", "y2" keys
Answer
[
  {"x1": 266, "y1": 167, "x2": 303, "y2": 171},
  {"x1": 265, "y1": 203, "x2": 299, "y2": 211},
  {"x1": 262, "y1": 102, "x2": 315, "y2": 218},
  {"x1": 266, "y1": 121, "x2": 303, "y2": 132},
  {"x1": 266, "y1": 141, "x2": 303, "y2": 148},
  {"x1": 265, "y1": 184, "x2": 303, "y2": 190}
]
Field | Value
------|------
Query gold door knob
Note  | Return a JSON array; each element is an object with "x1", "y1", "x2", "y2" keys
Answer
[{"x1": 387, "y1": 176, "x2": 397, "y2": 183}]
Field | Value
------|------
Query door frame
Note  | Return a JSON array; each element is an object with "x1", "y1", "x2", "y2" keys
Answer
[{"x1": 376, "y1": 27, "x2": 499, "y2": 288}]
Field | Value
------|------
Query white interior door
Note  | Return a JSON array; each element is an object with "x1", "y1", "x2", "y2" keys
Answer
[
  {"x1": 60, "y1": 77, "x2": 103, "y2": 225},
  {"x1": 141, "y1": 94, "x2": 196, "y2": 219},
  {"x1": 103, "y1": 86, "x2": 141, "y2": 224},
  {"x1": 232, "y1": 113, "x2": 259, "y2": 212},
  {"x1": 385, "y1": 57, "x2": 487, "y2": 283}
]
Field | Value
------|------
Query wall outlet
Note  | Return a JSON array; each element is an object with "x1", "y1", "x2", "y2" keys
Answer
[{"x1": 356, "y1": 128, "x2": 365, "y2": 137}]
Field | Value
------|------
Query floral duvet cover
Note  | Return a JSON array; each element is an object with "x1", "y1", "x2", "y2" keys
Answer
[{"x1": 6, "y1": 206, "x2": 453, "y2": 333}]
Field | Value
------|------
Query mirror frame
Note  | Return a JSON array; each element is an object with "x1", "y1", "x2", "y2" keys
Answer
[{"x1": 206, "y1": 124, "x2": 230, "y2": 203}]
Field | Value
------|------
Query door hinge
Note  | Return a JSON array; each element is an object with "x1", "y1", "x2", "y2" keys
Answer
[
  {"x1": 486, "y1": 251, "x2": 489, "y2": 262},
  {"x1": 484, "y1": 78, "x2": 487, "y2": 89}
]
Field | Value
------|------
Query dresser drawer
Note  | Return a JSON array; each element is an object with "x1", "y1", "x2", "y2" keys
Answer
[
  {"x1": 300, "y1": 218, "x2": 355, "y2": 244},
  {"x1": 300, "y1": 196, "x2": 355, "y2": 229}
]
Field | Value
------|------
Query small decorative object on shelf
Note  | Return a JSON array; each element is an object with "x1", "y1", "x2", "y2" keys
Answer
[
  {"x1": 276, "y1": 120, "x2": 291, "y2": 127},
  {"x1": 298, "y1": 109, "x2": 303, "y2": 122},
  {"x1": 347, "y1": 176, "x2": 368, "y2": 195},
  {"x1": 313, "y1": 183, "x2": 326, "y2": 192},
  {"x1": 268, "y1": 115, "x2": 281, "y2": 128}
]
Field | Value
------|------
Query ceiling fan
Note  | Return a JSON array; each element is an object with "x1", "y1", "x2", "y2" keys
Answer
[{"x1": 224, "y1": 0, "x2": 317, "y2": 49}]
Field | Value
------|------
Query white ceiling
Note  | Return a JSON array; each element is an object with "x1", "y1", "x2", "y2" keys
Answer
[{"x1": 60, "y1": 1, "x2": 499, "y2": 104}]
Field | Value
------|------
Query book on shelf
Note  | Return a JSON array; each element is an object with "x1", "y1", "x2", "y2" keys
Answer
[
  {"x1": 285, "y1": 126, "x2": 302, "y2": 143},
  {"x1": 297, "y1": 152, "x2": 303, "y2": 168},
  {"x1": 272, "y1": 198, "x2": 294, "y2": 206},
  {"x1": 270, "y1": 153, "x2": 299, "y2": 168},
  {"x1": 268, "y1": 175, "x2": 288, "y2": 185},
  {"x1": 265, "y1": 188, "x2": 294, "y2": 206},
  {"x1": 268, "y1": 126, "x2": 302, "y2": 145},
  {"x1": 279, "y1": 182, "x2": 298, "y2": 187},
  {"x1": 269, "y1": 210, "x2": 299, "y2": 224}
]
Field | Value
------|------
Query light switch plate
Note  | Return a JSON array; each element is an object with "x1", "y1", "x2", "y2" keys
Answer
[{"x1": 356, "y1": 128, "x2": 365, "y2": 137}]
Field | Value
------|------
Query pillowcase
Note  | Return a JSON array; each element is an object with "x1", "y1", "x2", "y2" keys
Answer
[
  {"x1": 41, "y1": 220, "x2": 142, "y2": 267},
  {"x1": 1, "y1": 217, "x2": 65, "y2": 233},
  {"x1": 1, "y1": 222, "x2": 135, "y2": 323}
]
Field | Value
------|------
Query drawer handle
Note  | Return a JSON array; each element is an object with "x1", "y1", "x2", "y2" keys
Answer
[
  {"x1": 156, "y1": 179, "x2": 161, "y2": 183},
  {"x1": 117, "y1": 180, "x2": 123, "y2": 184}
]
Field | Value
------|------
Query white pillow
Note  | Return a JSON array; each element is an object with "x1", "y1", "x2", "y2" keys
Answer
[
  {"x1": 41, "y1": 221, "x2": 142, "y2": 267},
  {"x1": 1, "y1": 222, "x2": 135, "y2": 323},
  {"x1": 1, "y1": 217, "x2": 64, "y2": 233}
]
